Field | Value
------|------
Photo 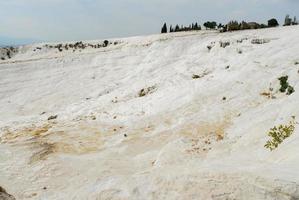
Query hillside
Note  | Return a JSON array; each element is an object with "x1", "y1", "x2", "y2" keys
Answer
[{"x1": 1, "y1": 26, "x2": 299, "y2": 200}]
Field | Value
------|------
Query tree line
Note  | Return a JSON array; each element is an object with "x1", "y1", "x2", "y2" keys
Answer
[
  {"x1": 161, "y1": 23, "x2": 202, "y2": 33},
  {"x1": 161, "y1": 15, "x2": 298, "y2": 34}
]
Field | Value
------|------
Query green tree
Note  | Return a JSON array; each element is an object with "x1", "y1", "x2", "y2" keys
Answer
[
  {"x1": 227, "y1": 21, "x2": 240, "y2": 31},
  {"x1": 268, "y1": 18, "x2": 279, "y2": 27},
  {"x1": 204, "y1": 21, "x2": 217, "y2": 29}
]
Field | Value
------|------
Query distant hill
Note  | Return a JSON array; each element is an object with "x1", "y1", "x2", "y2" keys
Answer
[{"x1": 0, "y1": 35, "x2": 42, "y2": 46}]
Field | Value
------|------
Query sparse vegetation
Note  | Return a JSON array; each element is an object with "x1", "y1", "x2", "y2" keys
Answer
[
  {"x1": 0, "y1": 47, "x2": 18, "y2": 60},
  {"x1": 43, "y1": 40, "x2": 118, "y2": 53},
  {"x1": 264, "y1": 117, "x2": 296, "y2": 151}
]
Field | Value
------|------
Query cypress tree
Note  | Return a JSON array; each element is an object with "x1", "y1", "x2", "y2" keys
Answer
[{"x1": 161, "y1": 23, "x2": 168, "y2": 33}]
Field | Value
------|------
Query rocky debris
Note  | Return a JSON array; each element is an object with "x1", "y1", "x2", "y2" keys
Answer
[
  {"x1": 33, "y1": 47, "x2": 42, "y2": 52},
  {"x1": 0, "y1": 47, "x2": 18, "y2": 60},
  {"x1": 0, "y1": 186, "x2": 16, "y2": 200},
  {"x1": 237, "y1": 49, "x2": 243, "y2": 54},
  {"x1": 207, "y1": 45, "x2": 213, "y2": 51},
  {"x1": 220, "y1": 41, "x2": 230, "y2": 48},
  {"x1": 192, "y1": 71, "x2": 210, "y2": 79},
  {"x1": 251, "y1": 39, "x2": 270, "y2": 44},
  {"x1": 192, "y1": 74, "x2": 201, "y2": 79},
  {"x1": 236, "y1": 38, "x2": 248, "y2": 43},
  {"x1": 138, "y1": 86, "x2": 157, "y2": 97},
  {"x1": 111, "y1": 97, "x2": 118, "y2": 103},
  {"x1": 48, "y1": 115, "x2": 58, "y2": 121}
]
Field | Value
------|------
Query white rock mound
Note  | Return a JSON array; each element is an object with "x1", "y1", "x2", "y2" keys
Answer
[{"x1": 0, "y1": 26, "x2": 299, "y2": 199}]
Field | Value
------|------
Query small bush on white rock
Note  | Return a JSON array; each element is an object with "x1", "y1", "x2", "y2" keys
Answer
[
  {"x1": 278, "y1": 75, "x2": 295, "y2": 95},
  {"x1": 264, "y1": 117, "x2": 296, "y2": 151}
]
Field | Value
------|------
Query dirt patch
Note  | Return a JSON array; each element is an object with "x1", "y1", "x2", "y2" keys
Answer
[
  {"x1": 178, "y1": 118, "x2": 231, "y2": 155},
  {"x1": 1, "y1": 122, "x2": 107, "y2": 164},
  {"x1": 0, "y1": 124, "x2": 53, "y2": 144},
  {"x1": 179, "y1": 119, "x2": 229, "y2": 139}
]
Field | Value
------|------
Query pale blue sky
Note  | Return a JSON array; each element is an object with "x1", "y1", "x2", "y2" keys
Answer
[{"x1": 0, "y1": 0, "x2": 298, "y2": 44}]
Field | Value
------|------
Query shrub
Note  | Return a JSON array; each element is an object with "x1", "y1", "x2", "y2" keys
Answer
[
  {"x1": 264, "y1": 117, "x2": 296, "y2": 151},
  {"x1": 278, "y1": 76, "x2": 289, "y2": 93},
  {"x1": 287, "y1": 86, "x2": 295, "y2": 95},
  {"x1": 103, "y1": 40, "x2": 109, "y2": 47}
]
